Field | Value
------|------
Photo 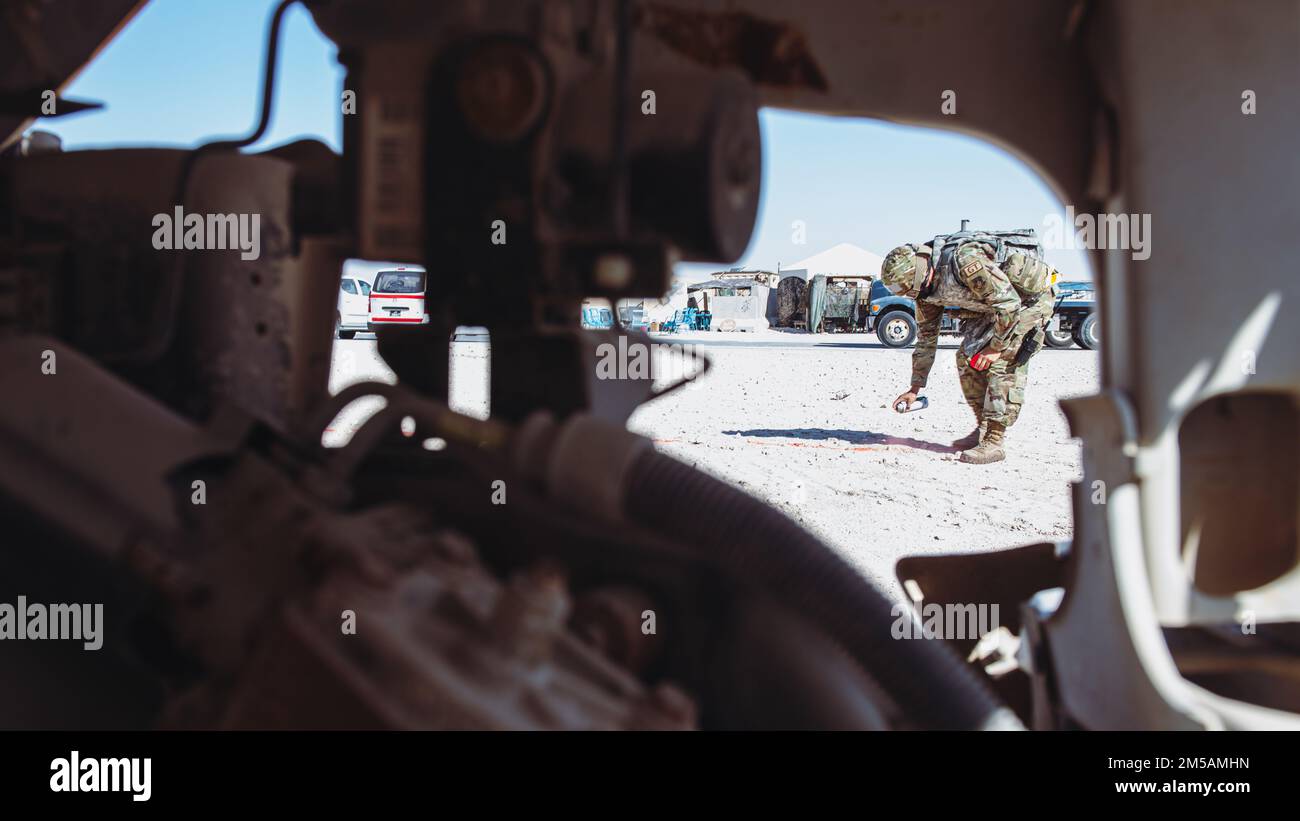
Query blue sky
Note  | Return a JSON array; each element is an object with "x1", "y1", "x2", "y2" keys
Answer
[
  {"x1": 44, "y1": 0, "x2": 1092, "y2": 283},
  {"x1": 688, "y1": 110, "x2": 1092, "y2": 281}
]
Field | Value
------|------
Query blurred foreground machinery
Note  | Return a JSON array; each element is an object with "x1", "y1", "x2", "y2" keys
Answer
[
  {"x1": 0, "y1": 0, "x2": 1009, "y2": 730},
  {"x1": 0, "y1": 0, "x2": 1297, "y2": 730}
]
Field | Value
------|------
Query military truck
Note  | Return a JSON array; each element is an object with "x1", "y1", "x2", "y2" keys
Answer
[
  {"x1": 866, "y1": 278, "x2": 963, "y2": 348},
  {"x1": 1045, "y1": 280, "x2": 1099, "y2": 349}
]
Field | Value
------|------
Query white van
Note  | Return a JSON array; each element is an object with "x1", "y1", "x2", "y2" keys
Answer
[
  {"x1": 367, "y1": 267, "x2": 428, "y2": 332},
  {"x1": 335, "y1": 275, "x2": 372, "y2": 339}
]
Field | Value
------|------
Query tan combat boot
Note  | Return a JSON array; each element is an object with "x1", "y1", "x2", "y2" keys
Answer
[
  {"x1": 960, "y1": 421, "x2": 1006, "y2": 464},
  {"x1": 951, "y1": 413, "x2": 984, "y2": 450}
]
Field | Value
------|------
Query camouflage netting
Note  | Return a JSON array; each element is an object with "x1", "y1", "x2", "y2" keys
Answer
[
  {"x1": 775, "y1": 276, "x2": 807, "y2": 326},
  {"x1": 823, "y1": 281, "x2": 863, "y2": 322},
  {"x1": 807, "y1": 275, "x2": 867, "y2": 331}
]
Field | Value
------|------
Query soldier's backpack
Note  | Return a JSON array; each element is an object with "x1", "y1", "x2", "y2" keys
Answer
[
  {"x1": 919, "y1": 224, "x2": 1054, "y2": 313},
  {"x1": 922, "y1": 224, "x2": 1057, "y2": 358},
  {"x1": 928, "y1": 225, "x2": 1045, "y2": 275}
]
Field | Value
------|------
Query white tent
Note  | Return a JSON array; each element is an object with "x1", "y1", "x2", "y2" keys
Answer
[{"x1": 781, "y1": 242, "x2": 884, "y2": 280}]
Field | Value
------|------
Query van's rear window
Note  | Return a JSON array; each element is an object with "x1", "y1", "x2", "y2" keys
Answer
[{"x1": 374, "y1": 271, "x2": 426, "y2": 294}]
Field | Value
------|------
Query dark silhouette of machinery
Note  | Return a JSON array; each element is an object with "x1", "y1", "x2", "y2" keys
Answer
[{"x1": 0, "y1": 0, "x2": 1295, "y2": 730}]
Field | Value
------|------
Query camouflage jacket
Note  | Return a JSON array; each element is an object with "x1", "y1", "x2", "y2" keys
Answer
[{"x1": 910, "y1": 241, "x2": 1059, "y2": 387}]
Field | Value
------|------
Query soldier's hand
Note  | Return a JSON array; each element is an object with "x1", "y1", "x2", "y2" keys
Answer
[
  {"x1": 893, "y1": 390, "x2": 919, "y2": 412},
  {"x1": 970, "y1": 347, "x2": 1003, "y2": 371}
]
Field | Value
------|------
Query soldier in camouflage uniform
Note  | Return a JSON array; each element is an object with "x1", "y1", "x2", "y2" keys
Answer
[{"x1": 880, "y1": 240, "x2": 1059, "y2": 464}]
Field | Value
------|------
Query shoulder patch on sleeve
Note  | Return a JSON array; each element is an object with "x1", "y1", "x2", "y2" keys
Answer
[{"x1": 961, "y1": 260, "x2": 983, "y2": 276}]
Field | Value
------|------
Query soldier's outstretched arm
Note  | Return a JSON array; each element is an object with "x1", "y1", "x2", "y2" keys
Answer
[
  {"x1": 953, "y1": 242, "x2": 1023, "y2": 353},
  {"x1": 909, "y1": 300, "x2": 945, "y2": 387}
]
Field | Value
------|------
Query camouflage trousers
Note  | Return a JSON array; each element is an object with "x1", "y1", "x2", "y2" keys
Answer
[{"x1": 957, "y1": 343, "x2": 1030, "y2": 427}]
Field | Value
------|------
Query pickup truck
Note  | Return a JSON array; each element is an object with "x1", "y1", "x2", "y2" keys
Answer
[
  {"x1": 865, "y1": 279, "x2": 962, "y2": 348},
  {"x1": 1045, "y1": 280, "x2": 1099, "y2": 349},
  {"x1": 867, "y1": 278, "x2": 1100, "y2": 351}
]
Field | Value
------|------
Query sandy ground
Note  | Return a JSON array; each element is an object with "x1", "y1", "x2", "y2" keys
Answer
[{"x1": 327, "y1": 330, "x2": 1099, "y2": 598}]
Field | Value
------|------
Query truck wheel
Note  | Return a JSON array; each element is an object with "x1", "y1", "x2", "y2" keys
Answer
[
  {"x1": 1073, "y1": 313, "x2": 1099, "y2": 350},
  {"x1": 877, "y1": 311, "x2": 917, "y2": 348},
  {"x1": 1044, "y1": 326, "x2": 1075, "y2": 348}
]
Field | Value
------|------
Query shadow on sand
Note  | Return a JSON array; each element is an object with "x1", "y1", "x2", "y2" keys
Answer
[{"x1": 722, "y1": 428, "x2": 961, "y2": 454}]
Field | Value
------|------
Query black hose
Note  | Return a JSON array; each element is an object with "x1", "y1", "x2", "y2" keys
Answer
[
  {"x1": 134, "y1": 0, "x2": 299, "y2": 365},
  {"x1": 623, "y1": 448, "x2": 1019, "y2": 730},
  {"x1": 174, "y1": 0, "x2": 297, "y2": 204}
]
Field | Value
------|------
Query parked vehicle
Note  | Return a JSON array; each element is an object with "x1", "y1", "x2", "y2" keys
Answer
[
  {"x1": 865, "y1": 278, "x2": 962, "y2": 348},
  {"x1": 367, "y1": 267, "x2": 428, "y2": 332},
  {"x1": 1046, "y1": 280, "x2": 1099, "y2": 349},
  {"x1": 335, "y1": 275, "x2": 371, "y2": 339}
]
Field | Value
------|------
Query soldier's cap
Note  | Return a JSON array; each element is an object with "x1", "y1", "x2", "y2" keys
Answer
[{"x1": 880, "y1": 243, "x2": 932, "y2": 296}]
